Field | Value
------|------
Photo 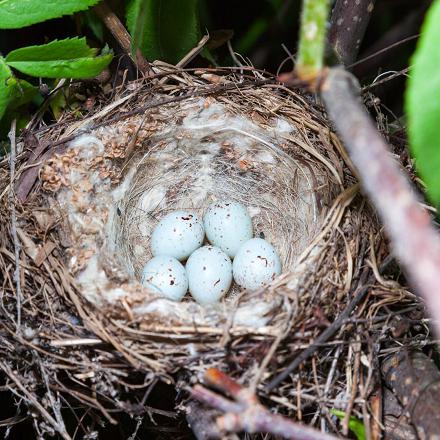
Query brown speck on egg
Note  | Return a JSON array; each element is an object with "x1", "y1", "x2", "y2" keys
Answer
[{"x1": 257, "y1": 255, "x2": 268, "y2": 267}]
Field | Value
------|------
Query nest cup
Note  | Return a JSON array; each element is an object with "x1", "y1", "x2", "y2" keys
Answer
[
  {"x1": 43, "y1": 88, "x2": 342, "y2": 328},
  {"x1": 1, "y1": 71, "x2": 417, "y2": 438},
  {"x1": 115, "y1": 100, "x2": 331, "y2": 290}
]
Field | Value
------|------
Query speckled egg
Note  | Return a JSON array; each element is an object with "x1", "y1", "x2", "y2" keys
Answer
[
  {"x1": 186, "y1": 245, "x2": 233, "y2": 305},
  {"x1": 233, "y1": 238, "x2": 282, "y2": 290},
  {"x1": 150, "y1": 211, "x2": 204, "y2": 261},
  {"x1": 203, "y1": 201, "x2": 253, "y2": 257},
  {"x1": 141, "y1": 256, "x2": 188, "y2": 301}
]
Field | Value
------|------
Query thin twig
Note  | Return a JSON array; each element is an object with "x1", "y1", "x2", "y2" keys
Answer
[
  {"x1": 249, "y1": 298, "x2": 294, "y2": 392},
  {"x1": 191, "y1": 368, "x2": 338, "y2": 440},
  {"x1": 50, "y1": 78, "x2": 274, "y2": 149},
  {"x1": 323, "y1": 345, "x2": 343, "y2": 410},
  {"x1": 37, "y1": 355, "x2": 69, "y2": 436},
  {"x1": 8, "y1": 119, "x2": 22, "y2": 331},
  {"x1": 342, "y1": 335, "x2": 361, "y2": 435},
  {"x1": 176, "y1": 34, "x2": 210, "y2": 69},
  {"x1": 227, "y1": 40, "x2": 244, "y2": 70},
  {"x1": 320, "y1": 68, "x2": 440, "y2": 339},
  {"x1": 49, "y1": 338, "x2": 103, "y2": 347},
  {"x1": 93, "y1": 1, "x2": 150, "y2": 75},
  {"x1": 351, "y1": 3, "x2": 427, "y2": 76},
  {"x1": 27, "y1": 67, "x2": 275, "y2": 135},
  {"x1": 0, "y1": 415, "x2": 28, "y2": 427},
  {"x1": 348, "y1": 34, "x2": 419, "y2": 69},
  {"x1": 0, "y1": 361, "x2": 73, "y2": 440},
  {"x1": 266, "y1": 269, "x2": 370, "y2": 391},
  {"x1": 329, "y1": 0, "x2": 376, "y2": 66},
  {"x1": 362, "y1": 67, "x2": 411, "y2": 92}
]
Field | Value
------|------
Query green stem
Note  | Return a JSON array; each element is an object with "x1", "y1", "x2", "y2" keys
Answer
[{"x1": 296, "y1": 0, "x2": 330, "y2": 80}]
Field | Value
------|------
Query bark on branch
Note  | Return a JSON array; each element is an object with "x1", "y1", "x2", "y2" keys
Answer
[
  {"x1": 329, "y1": 0, "x2": 376, "y2": 65},
  {"x1": 320, "y1": 68, "x2": 440, "y2": 338},
  {"x1": 382, "y1": 350, "x2": 440, "y2": 438},
  {"x1": 94, "y1": 1, "x2": 150, "y2": 75},
  {"x1": 190, "y1": 368, "x2": 338, "y2": 440}
]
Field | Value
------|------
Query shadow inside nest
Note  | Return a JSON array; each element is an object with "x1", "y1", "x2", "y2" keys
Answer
[{"x1": 0, "y1": 382, "x2": 195, "y2": 440}]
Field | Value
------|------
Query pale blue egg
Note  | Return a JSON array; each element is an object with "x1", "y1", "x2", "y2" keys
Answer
[
  {"x1": 203, "y1": 201, "x2": 253, "y2": 257},
  {"x1": 233, "y1": 238, "x2": 281, "y2": 290},
  {"x1": 151, "y1": 211, "x2": 204, "y2": 261},
  {"x1": 141, "y1": 256, "x2": 188, "y2": 301},
  {"x1": 186, "y1": 245, "x2": 233, "y2": 305}
]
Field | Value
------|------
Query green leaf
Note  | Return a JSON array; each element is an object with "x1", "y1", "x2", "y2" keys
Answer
[
  {"x1": 0, "y1": 57, "x2": 15, "y2": 121},
  {"x1": 6, "y1": 38, "x2": 95, "y2": 62},
  {"x1": 82, "y1": 10, "x2": 105, "y2": 42},
  {"x1": 0, "y1": 0, "x2": 100, "y2": 29},
  {"x1": 128, "y1": 0, "x2": 149, "y2": 57},
  {"x1": 5, "y1": 38, "x2": 112, "y2": 79},
  {"x1": 49, "y1": 90, "x2": 67, "y2": 120},
  {"x1": 236, "y1": 18, "x2": 267, "y2": 54},
  {"x1": 8, "y1": 79, "x2": 38, "y2": 110},
  {"x1": 7, "y1": 56, "x2": 112, "y2": 79},
  {"x1": 406, "y1": 0, "x2": 440, "y2": 205},
  {"x1": 0, "y1": 59, "x2": 37, "y2": 124},
  {"x1": 330, "y1": 409, "x2": 366, "y2": 440},
  {"x1": 236, "y1": 0, "x2": 283, "y2": 54},
  {"x1": 126, "y1": 0, "x2": 201, "y2": 65}
]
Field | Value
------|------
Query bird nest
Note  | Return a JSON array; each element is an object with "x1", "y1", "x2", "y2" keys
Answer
[{"x1": 0, "y1": 68, "x2": 424, "y2": 438}]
